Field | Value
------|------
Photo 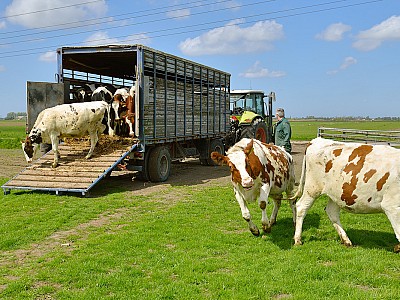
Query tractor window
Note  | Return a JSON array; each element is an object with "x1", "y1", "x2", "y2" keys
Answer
[
  {"x1": 244, "y1": 94, "x2": 255, "y2": 111},
  {"x1": 255, "y1": 94, "x2": 263, "y2": 115}
]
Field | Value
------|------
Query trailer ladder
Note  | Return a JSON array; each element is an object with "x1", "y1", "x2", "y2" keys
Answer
[{"x1": 2, "y1": 141, "x2": 139, "y2": 196}]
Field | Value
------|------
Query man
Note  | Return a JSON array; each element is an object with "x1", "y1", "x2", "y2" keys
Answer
[{"x1": 274, "y1": 107, "x2": 292, "y2": 153}]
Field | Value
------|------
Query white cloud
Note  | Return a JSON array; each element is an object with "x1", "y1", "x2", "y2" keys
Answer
[
  {"x1": 5, "y1": 0, "x2": 107, "y2": 29},
  {"x1": 179, "y1": 19, "x2": 284, "y2": 56},
  {"x1": 84, "y1": 31, "x2": 118, "y2": 46},
  {"x1": 39, "y1": 50, "x2": 57, "y2": 62},
  {"x1": 0, "y1": 21, "x2": 6, "y2": 29},
  {"x1": 166, "y1": 8, "x2": 190, "y2": 20},
  {"x1": 0, "y1": 65, "x2": 5, "y2": 72},
  {"x1": 84, "y1": 31, "x2": 151, "y2": 46},
  {"x1": 353, "y1": 15, "x2": 400, "y2": 51},
  {"x1": 239, "y1": 61, "x2": 285, "y2": 78},
  {"x1": 327, "y1": 56, "x2": 357, "y2": 75},
  {"x1": 316, "y1": 23, "x2": 351, "y2": 41}
]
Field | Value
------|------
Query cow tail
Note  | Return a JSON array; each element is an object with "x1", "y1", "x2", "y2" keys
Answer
[{"x1": 290, "y1": 155, "x2": 306, "y2": 200}]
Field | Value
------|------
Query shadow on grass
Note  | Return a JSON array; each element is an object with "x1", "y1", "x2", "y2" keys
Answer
[
  {"x1": 346, "y1": 228, "x2": 398, "y2": 252},
  {"x1": 264, "y1": 213, "x2": 321, "y2": 250}
]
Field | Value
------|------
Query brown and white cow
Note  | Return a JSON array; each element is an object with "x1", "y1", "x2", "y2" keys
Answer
[
  {"x1": 293, "y1": 137, "x2": 400, "y2": 252},
  {"x1": 22, "y1": 101, "x2": 108, "y2": 168},
  {"x1": 111, "y1": 85, "x2": 136, "y2": 137},
  {"x1": 211, "y1": 138, "x2": 296, "y2": 236}
]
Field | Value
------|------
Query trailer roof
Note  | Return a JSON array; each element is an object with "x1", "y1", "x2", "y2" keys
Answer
[{"x1": 58, "y1": 44, "x2": 231, "y2": 79}]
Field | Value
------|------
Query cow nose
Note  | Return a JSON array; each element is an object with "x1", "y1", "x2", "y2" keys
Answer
[{"x1": 242, "y1": 176, "x2": 254, "y2": 189}]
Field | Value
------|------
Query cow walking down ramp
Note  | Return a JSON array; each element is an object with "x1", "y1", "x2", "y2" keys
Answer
[
  {"x1": 22, "y1": 101, "x2": 109, "y2": 168},
  {"x1": 211, "y1": 138, "x2": 296, "y2": 236},
  {"x1": 293, "y1": 137, "x2": 400, "y2": 252}
]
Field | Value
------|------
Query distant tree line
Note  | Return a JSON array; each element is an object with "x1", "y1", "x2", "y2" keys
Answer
[{"x1": 3, "y1": 112, "x2": 27, "y2": 120}]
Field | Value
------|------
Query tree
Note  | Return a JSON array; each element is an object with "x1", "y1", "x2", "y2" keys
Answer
[{"x1": 5, "y1": 112, "x2": 17, "y2": 120}]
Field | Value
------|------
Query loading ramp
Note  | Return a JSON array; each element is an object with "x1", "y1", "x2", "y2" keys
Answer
[{"x1": 2, "y1": 138, "x2": 140, "y2": 196}]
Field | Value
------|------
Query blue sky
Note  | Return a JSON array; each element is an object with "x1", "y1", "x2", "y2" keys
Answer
[{"x1": 0, "y1": 0, "x2": 399, "y2": 118}]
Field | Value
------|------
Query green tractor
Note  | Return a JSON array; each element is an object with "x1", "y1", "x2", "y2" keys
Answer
[{"x1": 227, "y1": 90, "x2": 276, "y2": 146}]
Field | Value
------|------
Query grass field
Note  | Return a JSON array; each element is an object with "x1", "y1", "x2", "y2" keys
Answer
[
  {"x1": 0, "y1": 182, "x2": 399, "y2": 299},
  {"x1": 0, "y1": 120, "x2": 26, "y2": 149},
  {"x1": 0, "y1": 119, "x2": 400, "y2": 299}
]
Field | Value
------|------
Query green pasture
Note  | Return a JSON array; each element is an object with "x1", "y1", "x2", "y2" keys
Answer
[
  {"x1": 290, "y1": 119, "x2": 400, "y2": 141},
  {"x1": 0, "y1": 120, "x2": 26, "y2": 149},
  {"x1": 0, "y1": 180, "x2": 399, "y2": 299}
]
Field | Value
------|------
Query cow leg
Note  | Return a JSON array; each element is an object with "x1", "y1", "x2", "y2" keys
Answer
[
  {"x1": 294, "y1": 193, "x2": 316, "y2": 245},
  {"x1": 289, "y1": 199, "x2": 297, "y2": 226},
  {"x1": 86, "y1": 128, "x2": 99, "y2": 159},
  {"x1": 235, "y1": 190, "x2": 259, "y2": 236},
  {"x1": 269, "y1": 199, "x2": 281, "y2": 228},
  {"x1": 50, "y1": 135, "x2": 59, "y2": 168},
  {"x1": 381, "y1": 196, "x2": 400, "y2": 253},
  {"x1": 259, "y1": 184, "x2": 272, "y2": 233},
  {"x1": 126, "y1": 118, "x2": 135, "y2": 137},
  {"x1": 325, "y1": 199, "x2": 352, "y2": 247}
]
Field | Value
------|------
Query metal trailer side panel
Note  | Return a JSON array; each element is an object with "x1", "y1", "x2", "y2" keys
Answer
[{"x1": 140, "y1": 47, "x2": 230, "y2": 144}]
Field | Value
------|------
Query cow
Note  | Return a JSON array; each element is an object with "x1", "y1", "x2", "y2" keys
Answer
[
  {"x1": 110, "y1": 85, "x2": 136, "y2": 137},
  {"x1": 22, "y1": 101, "x2": 109, "y2": 168},
  {"x1": 292, "y1": 137, "x2": 400, "y2": 253},
  {"x1": 91, "y1": 86, "x2": 117, "y2": 136},
  {"x1": 211, "y1": 138, "x2": 296, "y2": 236}
]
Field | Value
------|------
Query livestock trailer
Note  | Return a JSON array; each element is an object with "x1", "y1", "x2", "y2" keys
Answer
[{"x1": 16, "y1": 45, "x2": 231, "y2": 193}]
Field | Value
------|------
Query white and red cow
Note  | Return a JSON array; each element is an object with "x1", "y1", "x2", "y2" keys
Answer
[
  {"x1": 211, "y1": 138, "x2": 296, "y2": 236},
  {"x1": 22, "y1": 101, "x2": 108, "y2": 168},
  {"x1": 110, "y1": 85, "x2": 136, "y2": 137},
  {"x1": 293, "y1": 137, "x2": 400, "y2": 252}
]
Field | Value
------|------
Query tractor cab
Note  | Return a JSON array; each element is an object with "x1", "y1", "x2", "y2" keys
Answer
[{"x1": 229, "y1": 90, "x2": 275, "y2": 143}]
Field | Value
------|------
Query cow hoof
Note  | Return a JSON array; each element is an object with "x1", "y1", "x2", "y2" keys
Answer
[
  {"x1": 394, "y1": 244, "x2": 400, "y2": 253},
  {"x1": 262, "y1": 225, "x2": 272, "y2": 233},
  {"x1": 342, "y1": 241, "x2": 353, "y2": 248},
  {"x1": 294, "y1": 239, "x2": 302, "y2": 246},
  {"x1": 250, "y1": 227, "x2": 260, "y2": 237}
]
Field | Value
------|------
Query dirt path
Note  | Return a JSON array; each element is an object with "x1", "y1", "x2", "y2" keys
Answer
[{"x1": 0, "y1": 141, "x2": 307, "y2": 195}]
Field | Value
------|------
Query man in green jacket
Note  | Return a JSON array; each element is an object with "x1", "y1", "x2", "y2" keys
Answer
[{"x1": 274, "y1": 107, "x2": 292, "y2": 153}]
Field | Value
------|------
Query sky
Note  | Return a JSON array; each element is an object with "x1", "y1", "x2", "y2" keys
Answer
[{"x1": 0, "y1": 0, "x2": 399, "y2": 118}]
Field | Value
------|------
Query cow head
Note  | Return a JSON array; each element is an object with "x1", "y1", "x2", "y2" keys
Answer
[
  {"x1": 111, "y1": 94, "x2": 127, "y2": 121},
  {"x1": 211, "y1": 139, "x2": 261, "y2": 189},
  {"x1": 22, "y1": 129, "x2": 42, "y2": 162},
  {"x1": 91, "y1": 87, "x2": 113, "y2": 102}
]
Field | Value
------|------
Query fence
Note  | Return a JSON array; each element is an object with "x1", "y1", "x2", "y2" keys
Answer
[{"x1": 318, "y1": 127, "x2": 400, "y2": 148}]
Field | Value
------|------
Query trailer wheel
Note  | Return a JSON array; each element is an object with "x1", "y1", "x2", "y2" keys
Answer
[
  {"x1": 207, "y1": 139, "x2": 225, "y2": 166},
  {"x1": 148, "y1": 146, "x2": 171, "y2": 182},
  {"x1": 241, "y1": 119, "x2": 268, "y2": 143}
]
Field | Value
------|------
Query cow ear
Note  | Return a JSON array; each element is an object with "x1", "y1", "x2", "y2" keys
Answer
[
  {"x1": 244, "y1": 139, "x2": 254, "y2": 156},
  {"x1": 211, "y1": 152, "x2": 229, "y2": 166}
]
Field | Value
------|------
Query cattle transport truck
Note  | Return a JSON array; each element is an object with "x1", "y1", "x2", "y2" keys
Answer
[{"x1": 2, "y1": 44, "x2": 233, "y2": 195}]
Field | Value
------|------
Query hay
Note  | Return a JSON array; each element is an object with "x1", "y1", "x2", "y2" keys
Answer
[{"x1": 64, "y1": 135, "x2": 137, "y2": 155}]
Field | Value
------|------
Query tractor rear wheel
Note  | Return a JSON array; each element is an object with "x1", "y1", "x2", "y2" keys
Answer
[{"x1": 240, "y1": 119, "x2": 268, "y2": 143}]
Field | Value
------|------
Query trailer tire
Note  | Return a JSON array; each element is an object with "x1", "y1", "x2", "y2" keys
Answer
[
  {"x1": 240, "y1": 119, "x2": 268, "y2": 143},
  {"x1": 207, "y1": 139, "x2": 225, "y2": 166},
  {"x1": 148, "y1": 146, "x2": 171, "y2": 182}
]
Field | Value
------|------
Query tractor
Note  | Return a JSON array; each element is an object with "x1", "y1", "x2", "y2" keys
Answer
[{"x1": 226, "y1": 90, "x2": 275, "y2": 147}]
